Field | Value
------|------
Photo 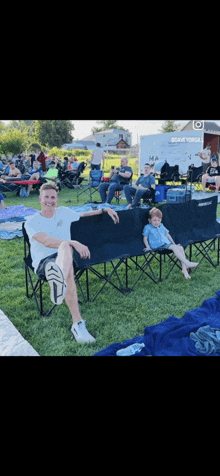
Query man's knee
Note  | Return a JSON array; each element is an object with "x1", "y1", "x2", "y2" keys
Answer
[{"x1": 58, "y1": 241, "x2": 73, "y2": 259}]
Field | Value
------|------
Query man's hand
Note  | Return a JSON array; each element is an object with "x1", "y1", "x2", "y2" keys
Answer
[
  {"x1": 104, "y1": 208, "x2": 119, "y2": 224},
  {"x1": 69, "y1": 240, "x2": 91, "y2": 259}
]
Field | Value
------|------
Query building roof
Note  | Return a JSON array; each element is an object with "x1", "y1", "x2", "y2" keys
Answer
[
  {"x1": 80, "y1": 133, "x2": 96, "y2": 142},
  {"x1": 181, "y1": 121, "x2": 220, "y2": 132},
  {"x1": 62, "y1": 140, "x2": 96, "y2": 150},
  {"x1": 96, "y1": 128, "x2": 127, "y2": 135}
]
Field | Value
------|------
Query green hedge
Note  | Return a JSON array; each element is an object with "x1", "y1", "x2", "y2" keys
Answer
[{"x1": 47, "y1": 147, "x2": 92, "y2": 161}]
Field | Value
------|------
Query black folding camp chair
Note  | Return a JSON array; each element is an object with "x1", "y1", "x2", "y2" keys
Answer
[
  {"x1": 22, "y1": 222, "x2": 56, "y2": 317},
  {"x1": 71, "y1": 208, "x2": 158, "y2": 301},
  {"x1": 189, "y1": 196, "x2": 220, "y2": 269},
  {"x1": 161, "y1": 195, "x2": 220, "y2": 273},
  {"x1": 187, "y1": 164, "x2": 203, "y2": 191},
  {"x1": 58, "y1": 161, "x2": 86, "y2": 190},
  {"x1": 0, "y1": 181, "x2": 21, "y2": 194},
  {"x1": 158, "y1": 163, "x2": 181, "y2": 184}
]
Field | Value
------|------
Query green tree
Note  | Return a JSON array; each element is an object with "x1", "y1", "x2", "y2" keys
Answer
[
  {"x1": 92, "y1": 120, "x2": 127, "y2": 133},
  {"x1": 35, "y1": 120, "x2": 74, "y2": 148},
  {"x1": 0, "y1": 121, "x2": 6, "y2": 134},
  {"x1": 0, "y1": 128, "x2": 29, "y2": 156},
  {"x1": 159, "y1": 120, "x2": 181, "y2": 133}
]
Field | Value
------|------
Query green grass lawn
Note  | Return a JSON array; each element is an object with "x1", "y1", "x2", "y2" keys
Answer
[{"x1": 1, "y1": 182, "x2": 220, "y2": 356}]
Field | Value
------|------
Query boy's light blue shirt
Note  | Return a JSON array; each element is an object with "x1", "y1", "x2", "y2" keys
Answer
[{"x1": 143, "y1": 223, "x2": 171, "y2": 249}]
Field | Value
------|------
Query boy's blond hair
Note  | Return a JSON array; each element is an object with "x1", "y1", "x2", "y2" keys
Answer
[
  {"x1": 149, "y1": 207, "x2": 162, "y2": 220},
  {"x1": 39, "y1": 182, "x2": 59, "y2": 196}
]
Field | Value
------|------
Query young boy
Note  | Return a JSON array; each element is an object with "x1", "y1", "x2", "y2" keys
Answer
[{"x1": 143, "y1": 207, "x2": 199, "y2": 280}]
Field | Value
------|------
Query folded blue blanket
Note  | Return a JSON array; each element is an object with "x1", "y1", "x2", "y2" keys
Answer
[
  {"x1": 94, "y1": 290, "x2": 220, "y2": 356},
  {"x1": 190, "y1": 326, "x2": 220, "y2": 354}
]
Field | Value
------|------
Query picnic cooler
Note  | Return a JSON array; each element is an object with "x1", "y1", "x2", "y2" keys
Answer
[
  {"x1": 155, "y1": 185, "x2": 184, "y2": 203},
  {"x1": 166, "y1": 188, "x2": 191, "y2": 203}
]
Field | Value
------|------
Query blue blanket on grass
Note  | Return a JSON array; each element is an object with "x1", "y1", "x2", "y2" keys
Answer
[
  {"x1": 0, "y1": 205, "x2": 38, "y2": 240},
  {"x1": 94, "y1": 290, "x2": 220, "y2": 356},
  {"x1": 0, "y1": 203, "x2": 131, "y2": 239}
]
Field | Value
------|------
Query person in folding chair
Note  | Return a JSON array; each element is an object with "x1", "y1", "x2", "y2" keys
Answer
[
  {"x1": 202, "y1": 156, "x2": 220, "y2": 193},
  {"x1": 143, "y1": 207, "x2": 199, "y2": 280},
  {"x1": 24, "y1": 182, "x2": 119, "y2": 343},
  {"x1": 123, "y1": 163, "x2": 156, "y2": 209},
  {"x1": 99, "y1": 157, "x2": 133, "y2": 204}
]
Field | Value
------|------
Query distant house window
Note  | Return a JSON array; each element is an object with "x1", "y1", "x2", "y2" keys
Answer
[{"x1": 119, "y1": 134, "x2": 123, "y2": 139}]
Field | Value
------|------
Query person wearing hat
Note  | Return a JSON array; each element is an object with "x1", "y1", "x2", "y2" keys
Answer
[{"x1": 202, "y1": 155, "x2": 220, "y2": 192}]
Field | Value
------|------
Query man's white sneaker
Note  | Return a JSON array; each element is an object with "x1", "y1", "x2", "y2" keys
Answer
[
  {"x1": 45, "y1": 262, "x2": 67, "y2": 305},
  {"x1": 71, "y1": 320, "x2": 95, "y2": 343}
]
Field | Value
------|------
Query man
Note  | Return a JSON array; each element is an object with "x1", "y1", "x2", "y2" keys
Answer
[
  {"x1": 198, "y1": 143, "x2": 211, "y2": 172},
  {"x1": 44, "y1": 161, "x2": 58, "y2": 182},
  {"x1": 25, "y1": 182, "x2": 119, "y2": 343},
  {"x1": 99, "y1": 157, "x2": 133, "y2": 204},
  {"x1": 123, "y1": 163, "x2": 156, "y2": 208},
  {"x1": 202, "y1": 156, "x2": 220, "y2": 192},
  {"x1": 1, "y1": 161, "x2": 22, "y2": 180},
  {"x1": 90, "y1": 143, "x2": 104, "y2": 170}
]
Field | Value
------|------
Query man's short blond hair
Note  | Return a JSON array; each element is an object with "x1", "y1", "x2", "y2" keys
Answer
[{"x1": 39, "y1": 182, "x2": 59, "y2": 196}]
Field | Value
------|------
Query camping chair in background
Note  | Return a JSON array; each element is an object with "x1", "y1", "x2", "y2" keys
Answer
[
  {"x1": 0, "y1": 182, "x2": 21, "y2": 195},
  {"x1": 22, "y1": 223, "x2": 56, "y2": 317},
  {"x1": 113, "y1": 174, "x2": 133, "y2": 205},
  {"x1": 58, "y1": 161, "x2": 86, "y2": 190},
  {"x1": 187, "y1": 164, "x2": 203, "y2": 191},
  {"x1": 141, "y1": 187, "x2": 156, "y2": 207},
  {"x1": 158, "y1": 163, "x2": 181, "y2": 184},
  {"x1": 77, "y1": 169, "x2": 104, "y2": 203}
]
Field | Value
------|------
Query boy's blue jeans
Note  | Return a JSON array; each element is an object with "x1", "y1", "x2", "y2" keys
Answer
[{"x1": 99, "y1": 182, "x2": 124, "y2": 204}]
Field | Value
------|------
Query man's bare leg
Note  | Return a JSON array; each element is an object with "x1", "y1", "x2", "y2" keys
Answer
[{"x1": 55, "y1": 241, "x2": 82, "y2": 324}]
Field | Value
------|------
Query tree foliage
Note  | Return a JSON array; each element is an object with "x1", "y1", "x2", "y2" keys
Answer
[
  {"x1": 34, "y1": 120, "x2": 74, "y2": 148},
  {"x1": 92, "y1": 120, "x2": 128, "y2": 133},
  {"x1": 159, "y1": 120, "x2": 181, "y2": 133},
  {"x1": 0, "y1": 128, "x2": 29, "y2": 156}
]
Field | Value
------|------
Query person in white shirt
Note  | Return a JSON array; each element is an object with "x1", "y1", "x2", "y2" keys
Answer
[
  {"x1": 90, "y1": 143, "x2": 104, "y2": 170},
  {"x1": 198, "y1": 143, "x2": 211, "y2": 172},
  {"x1": 25, "y1": 182, "x2": 119, "y2": 343}
]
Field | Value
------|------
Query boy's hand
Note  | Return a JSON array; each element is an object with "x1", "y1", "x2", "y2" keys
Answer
[{"x1": 143, "y1": 246, "x2": 151, "y2": 252}]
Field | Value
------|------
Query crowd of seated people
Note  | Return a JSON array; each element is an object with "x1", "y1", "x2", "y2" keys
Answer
[{"x1": 0, "y1": 152, "x2": 82, "y2": 197}]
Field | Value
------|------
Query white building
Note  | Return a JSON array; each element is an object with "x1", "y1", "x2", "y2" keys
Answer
[
  {"x1": 62, "y1": 128, "x2": 132, "y2": 151},
  {"x1": 95, "y1": 128, "x2": 132, "y2": 150}
]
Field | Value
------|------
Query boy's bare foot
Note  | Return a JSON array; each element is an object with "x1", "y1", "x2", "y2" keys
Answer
[
  {"x1": 182, "y1": 269, "x2": 191, "y2": 279},
  {"x1": 186, "y1": 261, "x2": 199, "y2": 269}
]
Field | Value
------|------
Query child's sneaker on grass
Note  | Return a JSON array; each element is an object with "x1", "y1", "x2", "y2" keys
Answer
[
  {"x1": 45, "y1": 262, "x2": 67, "y2": 305},
  {"x1": 71, "y1": 320, "x2": 95, "y2": 343}
]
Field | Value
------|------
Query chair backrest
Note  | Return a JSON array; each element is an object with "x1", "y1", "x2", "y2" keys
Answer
[
  {"x1": 158, "y1": 200, "x2": 193, "y2": 247},
  {"x1": 77, "y1": 161, "x2": 86, "y2": 174},
  {"x1": 71, "y1": 207, "x2": 149, "y2": 269},
  {"x1": 160, "y1": 163, "x2": 179, "y2": 181},
  {"x1": 187, "y1": 165, "x2": 203, "y2": 182},
  {"x1": 90, "y1": 169, "x2": 104, "y2": 186},
  {"x1": 158, "y1": 195, "x2": 220, "y2": 247},
  {"x1": 22, "y1": 222, "x2": 31, "y2": 256},
  {"x1": 191, "y1": 195, "x2": 220, "y2": 242}
]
